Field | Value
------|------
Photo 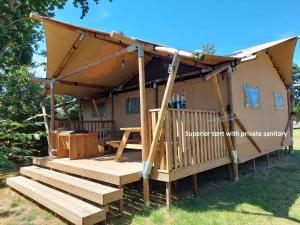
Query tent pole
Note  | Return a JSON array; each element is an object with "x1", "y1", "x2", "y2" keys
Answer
[
  {"x1": 289, "y1": 87, "x2": 294, "y2": 153},
  {"x1": 142, "y1": 51, "x2": 180, "y2": 183},
  {"x1": 137, "y1": 44, "x2": 151, "y2": 207},
  {"x1": 50, "y1": 79, "x2": 55, "y2": 155},
  {"x1": 211, "y1": 75, "x2": 239, "y2": 181},
  {"x1": 56, "y1": 45, "x2": 138, "y2": 81},
  {"x1": 41, "y1": 101, "x2": 51, "y2": 156}
]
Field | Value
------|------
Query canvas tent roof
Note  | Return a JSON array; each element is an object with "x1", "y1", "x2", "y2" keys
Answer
[
  {"x1": 230, "y1": 36, "x2": 298, "y2": 85},
  {"x1": 31, "y1": 14, "x2": 298, "y2": 99},
  {"x1": 31, "y1": 14, "x2": 238, "y2": 99}
]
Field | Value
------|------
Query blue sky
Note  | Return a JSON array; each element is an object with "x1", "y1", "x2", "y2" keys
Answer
[{"x1": 35, "y1": 0, "x2": 300, "y2": 76}]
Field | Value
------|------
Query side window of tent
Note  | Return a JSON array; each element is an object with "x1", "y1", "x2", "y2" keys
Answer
[
  {"x1": 274, "y1": 91, "x2": 284, "y2": 110},
  {"x1": 126, "y1": 97, "x2": 140, "y2": 114},
  {"x1": 243, "y1": 83, "x2": 260, "y2": 109},
  {"x1": 91, "y1": 102, "x2": 106, "y2": 118}
]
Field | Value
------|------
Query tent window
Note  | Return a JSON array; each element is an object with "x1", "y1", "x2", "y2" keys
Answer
[
  {"x1": 91, "y1": 102, "x2": 106, "y2": 118},
  {"x1": 274, "y1": 91, "x2": 284, "y2": 110},
  {"x1": 243, "y1": 83, "x2": 260, "y2": 108},
  {"x1": 126, "y1": 97, "x2": 140, "y2": 114}
]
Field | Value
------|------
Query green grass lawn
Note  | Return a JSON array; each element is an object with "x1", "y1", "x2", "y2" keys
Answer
[
  {"x1": 121, "y1": 129, "x2": 300, "y2": 225},
  {"x1": 0, "y1": 130, "x2": 299, "y2": 225}
]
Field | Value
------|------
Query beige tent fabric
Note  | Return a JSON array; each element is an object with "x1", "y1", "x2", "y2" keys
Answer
[
  {"x1": 231, "y1": 37, "x2": 298, "y2": 85},
  {"x1": 40, "y1": 17, "x2": 238, "y2": 98},
  {"x1": 38, "y1": 16, "x2": 297, "y2": 98}
]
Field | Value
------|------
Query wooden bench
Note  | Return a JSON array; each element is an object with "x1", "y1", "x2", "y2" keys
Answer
[{"x1": 112, "y1": 127, "x2": 142, "y2": 162}]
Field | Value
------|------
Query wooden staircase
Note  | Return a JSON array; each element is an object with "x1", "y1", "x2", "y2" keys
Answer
[{"x1": 6, "y1": 165, "x2": 124, "y2": 225}]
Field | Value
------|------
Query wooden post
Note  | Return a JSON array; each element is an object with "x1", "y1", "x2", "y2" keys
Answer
[
  {"x1": 266, "y1": 153, "x2": 270, "y2": 165},
  {"x1": 137, "y1": 44, "x2": 151, "y2": 206},
  {"x1": 289, "y1": 88, "x2": 294, "y2": 153},
  {"x1": 211, "y1": 75, "x2": 239, "y2": 181},
  {"x1": 253, "y1": 158, "x2": 256, "y2": 172},
  {"x1": 50, "y1": 79, "x2": 55, "y2": 153},
  {"x1": 92, "y1": 99, "x2": 101, "y2": 119},
  {"x1": 41, "y1": 101, "x2": 51, "y2": 156},
  {"x1": 118, "y1": 185, "x2": 123, "y2": 215},
  {"x1": 226, "y1": 66, "x2": 237, "y2": 180},
  {"x1": 192, "y1": 174, "x2": 198, "y2": 197},
  {"x1": 142, "y1": 51, "x2": 180, "y2": 180},
  {"x1": 166, "y1": 182, "x2": 171, "y2": 208},
  {"x1": 79, "y1": 102, "x2": 83, "y2": 121},
  {"x1": 227, "y1": 66, "x2": 236, "y2": 149}
]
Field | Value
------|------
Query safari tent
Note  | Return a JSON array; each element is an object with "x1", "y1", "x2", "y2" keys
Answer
[{"x1": 6, "y1": 13, "x2": 299, "y2": 225}]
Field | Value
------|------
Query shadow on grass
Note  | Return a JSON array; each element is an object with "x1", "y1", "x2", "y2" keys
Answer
[
  {"x1": 173, "y1": 151, "x2": 300, "y2": 224},
  {"x1": 109, "y1": 150, "x2": 300, "y2": 224}
]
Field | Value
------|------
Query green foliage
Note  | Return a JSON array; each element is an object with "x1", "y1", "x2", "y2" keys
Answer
[
  {"x1": 202, "y1": 43, "x2": 216, "y2": 54},
  {"x1": 0, "y1": 115, "x2": 47, "y2": 169},
  {"x1": 0, "y1": 0, "x2": 105, "y2": 168},
  {"x1": 293, "y1": 63, "x2": 300, "y2": 105},
  {"x1": 294, "y1": 105, "x2": 300, "y2": 122},
  {"x1": 0, "y1": 66, "x2": 43, "y2": 121},
  {"x1": 54, "y1": 95, "x2": 80, "y2": 120}
]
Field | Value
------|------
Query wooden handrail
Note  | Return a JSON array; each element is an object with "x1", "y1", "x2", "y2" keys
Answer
[{"x1": 149, "y1": 108, "x2": 229, "y2": 172}]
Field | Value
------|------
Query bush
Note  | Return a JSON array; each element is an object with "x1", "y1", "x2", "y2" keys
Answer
[{"x1": 0, "y1": 115, "x2": 47, "y2": 169}]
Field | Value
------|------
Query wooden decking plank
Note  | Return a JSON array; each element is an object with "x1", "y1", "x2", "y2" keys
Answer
[
  {"x1": 33, "y1": 156, "x2": 141, "y2": 185},
  {"x1": 21, "y1": 166, "x2": 123, "y2": 205},
  {"x1": 6, "y1": 176, "x2": 106, "y2": 225}
]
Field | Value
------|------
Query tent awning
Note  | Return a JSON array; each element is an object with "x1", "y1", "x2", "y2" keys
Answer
[
  {"x1": 31, "y1": 13, "x2": 298, "y2": 98},
  {"x1": 230, "y1": 37, "x2": 298, "y2": 85},
  {"x1": 32, "y1": 14, "x2": 237, "y2": 99}
]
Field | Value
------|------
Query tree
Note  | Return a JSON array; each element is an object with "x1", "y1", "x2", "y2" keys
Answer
[
  {"x1": 202, "y1": 43, "x2": 216, "y2": 55},
  {"x1": 292, "y1": 63, "x2": 300, "y2": 105},
  {"x1": 0, "y1": 0, "x2": 104, "y2": 68},
  {"x1": 0, "y1": 0, "x2": 107, "y2": 167}
]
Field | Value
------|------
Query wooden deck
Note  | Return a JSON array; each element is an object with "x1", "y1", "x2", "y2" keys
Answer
[{"x1": 33, "y1": 151, "x2": 142, "y2": 186}]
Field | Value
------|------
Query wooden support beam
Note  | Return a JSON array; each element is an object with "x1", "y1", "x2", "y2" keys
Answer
[
  {"x1": 41, "y1": 102, "x2": 51, "y2": 156},
  {"x1": 204, "y1": 64, "x2": 229, "y2": 81},
  {"x1": 31, "y1": 78, "x2": 111, "y2": 90},
  {"x1": 227, "y1": 66, "x2": 237, "y2": 149},
  {"x1": 137, "y1": 44, "x2": 151, "y2": 206},
  {"x1": 92, "y1": 99, "x2": 101, "y2": 119},
  {"x1": 166, "y1": 182, "x2": 171, "y2": 208},
  {"x1": 142, "y1": 51, "x2": 180, "y2": 180},
  {"x1": 110, "y1": 31, "x2": 206, "y2": 68},
  {"x1": 234, "y1": 116, "x2": 262, "y2": 153},
  {"x1": 288, "y1": 88, "x2": 294, "y2": 153},
  {"x1": 118, "y1": 185, "x2": 123, "y2": 215},
  {"x1": 253, "y1": 159, "x2": 256, "y2": 172},
  {"x1": 192, "y1": 174, "x2": 198, "y2": 197},
  {"x1": 211, "y1": 75, "x2": 239, "y2": 181},
  {"x1": 280, "y1": 115, "x2": 292, "y2": 146},
  {"x1": 56, "y1": 45, "x2": 138, "y2": 81},
  {"x1": 53, "y1": 31, "x2": 85, "y2": 78},
  {"x1": 50, "y1": 80, "x2": 55, "y2": 153},
  {"x1": 266, "y1": 153, "x2": 270, "y2": 165}
]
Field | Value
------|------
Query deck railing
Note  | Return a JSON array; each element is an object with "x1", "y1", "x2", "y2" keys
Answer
[
  {"x1": 54, "y1": 120, "x2": 116, "y2": 139},
  {"x1": 149, "y1": 108, "x2": 229, "y2": 172}
]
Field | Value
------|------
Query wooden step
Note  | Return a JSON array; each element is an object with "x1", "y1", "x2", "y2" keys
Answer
[
  {"x1": 6, "y1": 176, "x2": 106, "y2": 225},
  {"x1": 33, "y1": 156, "x2": 141, "y2": 185},
  {"x1": 21, "y1": 166, "x2": 123, "y2": 205}
]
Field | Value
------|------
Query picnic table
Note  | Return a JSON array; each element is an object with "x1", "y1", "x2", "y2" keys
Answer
[{"x1": 109, "y1": 127, "x2": 142, "y2": 162}]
